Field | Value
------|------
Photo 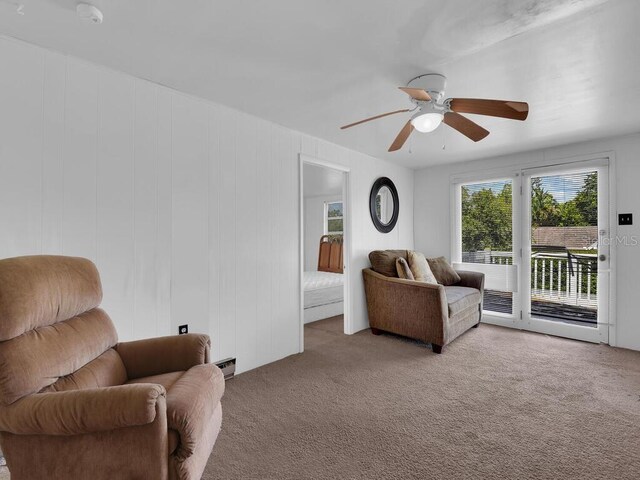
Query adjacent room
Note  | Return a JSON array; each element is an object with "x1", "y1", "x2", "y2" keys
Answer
[
  {"x1": 0, "y1": 1, "x2": 639, "y2": 479},
  {"x1": 302, "y1": 162, "x2": 346, "y2": 330}
]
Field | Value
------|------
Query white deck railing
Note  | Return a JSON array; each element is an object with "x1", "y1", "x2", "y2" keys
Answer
[{"x1": 462, "y1": 251, "x2": 597, "y2": 308}]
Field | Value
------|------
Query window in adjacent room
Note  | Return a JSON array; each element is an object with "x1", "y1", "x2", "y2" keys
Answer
[{"x1": 325, "y1": 201, "x2": 343, "y2": 236}]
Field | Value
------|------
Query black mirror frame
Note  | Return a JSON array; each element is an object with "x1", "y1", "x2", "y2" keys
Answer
[{"x1": 369, "y1": 177, "x2": 399, "y2": 233}]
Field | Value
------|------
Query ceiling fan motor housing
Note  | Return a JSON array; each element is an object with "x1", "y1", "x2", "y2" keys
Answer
[{"x1": 407, "y1": 73, "x2": 447, "y2": 104}]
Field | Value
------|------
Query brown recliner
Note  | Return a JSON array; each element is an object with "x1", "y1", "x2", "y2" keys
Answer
[{"x1": 0, "y1": 255, "x2": 224, "y2": 480}]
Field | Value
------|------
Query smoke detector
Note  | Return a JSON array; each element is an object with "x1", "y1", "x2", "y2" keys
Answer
[{"x1": 77, "y1": 3, "x2": 103, "y2": 24}]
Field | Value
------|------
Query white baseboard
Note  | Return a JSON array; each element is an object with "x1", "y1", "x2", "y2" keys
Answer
[{"x1": 304, "y1": 302, "x2": 344, "y2": 324}]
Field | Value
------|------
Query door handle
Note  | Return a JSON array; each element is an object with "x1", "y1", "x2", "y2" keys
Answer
[{"x1": 599, "y1": 254, "x2": 606, "y2": 262}]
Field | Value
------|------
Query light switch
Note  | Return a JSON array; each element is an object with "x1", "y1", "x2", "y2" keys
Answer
[{"x1": 619, "y1": 213, "x2": 633, "y2": 226}]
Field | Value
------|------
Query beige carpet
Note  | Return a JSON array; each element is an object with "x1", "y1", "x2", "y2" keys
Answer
[
  {"x1": 2, "y1": 318, "x2": 639, "y2": 479},
  {"x1": 203, "y1": 317, "x2": 640, "y2": 480}
]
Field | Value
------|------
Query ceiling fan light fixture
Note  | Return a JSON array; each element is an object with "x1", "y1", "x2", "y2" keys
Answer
[
  {"x1": 340, "y1": 74, "x2": 529, "y2": 151},
  {"x1": 410, "y1": 112, "x2": 443, "y2": 133},
  {"x1": 77, "y1": 3, "x2": 103, "y2": 24}
]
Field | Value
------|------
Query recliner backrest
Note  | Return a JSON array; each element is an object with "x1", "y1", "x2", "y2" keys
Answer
[{"x1": 0, "y1": 256, "x2": 123, "y2": 405}]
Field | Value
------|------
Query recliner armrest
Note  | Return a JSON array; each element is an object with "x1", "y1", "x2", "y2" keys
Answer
[
  {"x1": 116, "y1": 334, "x2": 211, "y2": 380},
  {"x1": 167, "y1": 363, "x2": 225, "y2": 460},
  {"x1": 0, "y1": 384, "x2": 165, "y2": 436}
]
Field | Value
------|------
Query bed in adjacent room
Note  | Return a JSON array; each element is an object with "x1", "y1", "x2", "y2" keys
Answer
[{"x1": 304, "y1": 236, "x2": 344, "y2": 323}]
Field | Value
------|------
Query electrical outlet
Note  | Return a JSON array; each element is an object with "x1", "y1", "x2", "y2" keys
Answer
[
  {"x1": 178, "y1": 324, "x2": 189, "y2": 335},
  {"x1": 619, "y1": 213, "x2": 633, "y2": 225}
]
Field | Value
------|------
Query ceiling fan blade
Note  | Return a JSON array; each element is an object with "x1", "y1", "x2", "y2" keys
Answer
[
  {"x1": 448, "y1": 98, "x2": 529, "y2": 121},
  {"x1": 388, "y1": 121, "x2": 414, "y2": 152},
  {"x1": 444, "y1": 112, "x2": 490, "y2": 142},
  {"x1": 340, "y1": 109, "x2": 410, "y2": 129},
  {"x1": 505, "y1": 101, "x2": 529, "y2": 113},
  {"x1": 398, "y1": 87, "x2": 432, "y2": 102}
]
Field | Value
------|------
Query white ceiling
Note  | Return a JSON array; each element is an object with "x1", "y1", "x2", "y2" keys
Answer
[
  {"x1": 303, "y1": 163, "x2": 343, "y2": 198},
  {"x1": 1, "y1": 0, "x2": 640, "y2": 168}
]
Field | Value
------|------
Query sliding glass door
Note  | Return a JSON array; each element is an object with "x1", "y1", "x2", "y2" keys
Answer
[{"x1": 453, "y1": 158, "x2": 611, "y2": 344}]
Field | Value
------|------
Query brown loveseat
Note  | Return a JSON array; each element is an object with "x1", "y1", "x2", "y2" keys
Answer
[
  {"x1": 0, "y1": 255, "x2": 224, "y2": 480},
  {"x1": 363, "y1": 250, "x2": 484, "y2": 353}
]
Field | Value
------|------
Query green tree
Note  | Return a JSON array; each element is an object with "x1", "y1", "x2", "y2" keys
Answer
[
  {"x1": 556, "y1": 201, "x2": 586, "y2": 226},
  {"x1": 573, "y1": 172, "x2": 598, "y2": 226},
  {"x1": 462, "y1": 183, "x2": 512, "y2": 252},
  {"x1": 462, "y1": 173, "x2": 598, "y2": 254},
  {"x1": 531, "y1": 178, "x2": 559, "y2": 227}
]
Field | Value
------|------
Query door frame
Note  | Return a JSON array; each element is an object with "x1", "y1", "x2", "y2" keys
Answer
[
  {"x1": 450, "y1": 151, "x2": 617, "y2": 345},
  {"x1": 298, "y1": 154, "x2": 352, "y2": 353},
  {"x1": 521, "y1": 158, "x2": 611, "y2": 344}
]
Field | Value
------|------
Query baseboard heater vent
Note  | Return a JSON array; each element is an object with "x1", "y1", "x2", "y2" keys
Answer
[{"x1": 215, "y1": 358, "x2": 236, "y2": 380}]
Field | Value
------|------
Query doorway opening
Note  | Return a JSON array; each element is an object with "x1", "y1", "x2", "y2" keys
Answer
[{"x1": 299, "y1": 156, "x2": 350, "y2": 351}]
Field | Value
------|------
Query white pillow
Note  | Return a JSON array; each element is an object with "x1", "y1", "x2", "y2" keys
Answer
[{"x1": 407, "y1": 251, "x2": 438, "y2": 284}]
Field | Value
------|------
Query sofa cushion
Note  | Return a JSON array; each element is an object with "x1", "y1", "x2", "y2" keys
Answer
[
  {"x1": 369, "y1": 250, "x2": 408, "y2": 277},
  {"x1": 395, "y1": 257, "x2": 414, "y2": 280},
  {"x1": 408, "y1": 251, "x2": 438, "y2": 283},
  {"x1": 427, "y1": 256, "x2": 461, "y2": 286},
  {"x1": 445, "y1": 286, "x2": 481, "y2": 317}
]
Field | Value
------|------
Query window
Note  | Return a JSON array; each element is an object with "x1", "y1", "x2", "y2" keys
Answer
[
  {"x1": 461, "y1": 180, "x2": 513, "y2": 261},
  {"x1": 458, "y1": 179, "x2": 515, "y2": 315},
  {"x1": 325, "y1": 201, "x2": 343, "y2": 236}
]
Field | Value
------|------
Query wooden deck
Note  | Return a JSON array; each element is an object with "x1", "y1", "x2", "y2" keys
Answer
[{"x1": 484, "y1": 290, "x2": 597, "y2": 326}]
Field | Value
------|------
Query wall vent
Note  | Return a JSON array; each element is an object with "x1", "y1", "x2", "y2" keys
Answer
[{"x1": 215, "y1": 358, "x2": 236, "y2": 380}]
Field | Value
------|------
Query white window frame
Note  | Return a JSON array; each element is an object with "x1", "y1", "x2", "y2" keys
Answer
[
  {"x1": 324, "y1": 201, "x2": 343, "y2": 236},
  {"x1": 452, "y1": 175, "x2": 520, "y2": 325}
]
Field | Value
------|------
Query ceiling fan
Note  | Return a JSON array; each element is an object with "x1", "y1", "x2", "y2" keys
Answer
[{"x1": 340, "y1": 73, "x2": 529, "y2": 152}]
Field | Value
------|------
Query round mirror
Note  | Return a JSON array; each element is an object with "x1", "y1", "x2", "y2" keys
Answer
[{"x1": 369, "y1": 177, "x2": 399, "y2": 233}]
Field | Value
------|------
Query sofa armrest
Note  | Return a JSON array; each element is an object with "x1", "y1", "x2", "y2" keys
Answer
[
  {"x1": 456, "y1": 270, "x2": 485, "y2": 293},
  {"x1": 0, "y1": 384, "x2": 165, "y2": 436},
  {"x1": 362, "y1": 268, "x2": 448, "y2": 344},
  {"x1": 116, "y1": 334, "x2": 211, "y2": 380}
]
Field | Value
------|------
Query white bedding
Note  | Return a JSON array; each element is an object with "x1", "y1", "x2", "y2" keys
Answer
[{"x1": 304, "y1": 271, "x2": 344, "y2": 309}]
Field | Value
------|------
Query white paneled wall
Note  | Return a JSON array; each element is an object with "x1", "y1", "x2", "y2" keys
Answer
[{"x1": 0, "y1": 36, "x2": 414, "y2": 373}]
